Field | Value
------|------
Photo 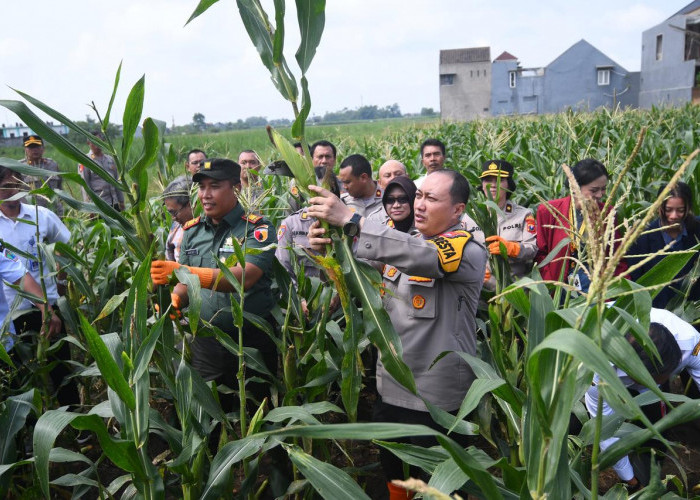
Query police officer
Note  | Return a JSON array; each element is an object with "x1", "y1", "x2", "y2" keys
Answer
[
  {"x1": 461, "y1": 160, "x2": 537, "y2": 287},
  {"x1": 79, "y1": 132, "x2": 125, "y2": 211},
  {"x1": 19, "y1": 135, "x2": 64, "y2": 216},
  {"x1": 150, "y1": 158, "x2": 277, "y2": 410},
  {"x1": 338, "y1": 154, "x2": 383, "y2": 216},
  {"x1": 307, "y1": 169, "x2": 487, "y2": 499}
]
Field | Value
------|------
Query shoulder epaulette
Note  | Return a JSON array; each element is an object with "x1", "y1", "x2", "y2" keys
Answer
[
  {"x1": 429, "y1": 230, "x2": 473, "y2": 273},
  {"x1": 182, "y1": 216, "x2": 201, "y2": 230},
  {"x1": 376, "y1": 188, "x2": 382, "y2": 198},
  {"x1": 243, "y1": 213, "x2": 263, "y2": 224}
]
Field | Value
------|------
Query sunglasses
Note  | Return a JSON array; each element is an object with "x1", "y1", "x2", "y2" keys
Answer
[{"x1": 385, "y1": 196, "x2": 410, "y2": 206}]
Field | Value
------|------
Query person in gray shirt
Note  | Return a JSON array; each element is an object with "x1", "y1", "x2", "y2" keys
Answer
[{"x1": 306, "y1": 169, "x2": 487, "y2": 497}]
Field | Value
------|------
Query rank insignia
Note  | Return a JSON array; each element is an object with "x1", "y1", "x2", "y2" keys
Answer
[
  {"x1": 244, "y1": 213, "x2": 263, "y2": 224},
  {"x1": 376, "y1": 189, "x2": 382, "y2": 197},
  {"x1": 291, "y1": 185, "x2": 299, "y2": 196},
  {"x1": 693, "y1": 340, "x2": 700, "y2": 357},
  {"x1": 301, "y1": 211, "x2": 309, "y2": 220},
  {"x1": 277, "y1": 225, "x2": 287, "y2": 240},
  {"x1": 408, "y1": 276, "x2": 433, "y2": 283},
  {"x1": 387, "y1": 219, "x2": 395, "y2": 228},
  {"x1": 526, "y1": 216, "x2": 536, "y2": 234},
  {"x1": 412, "y1": 295, "x2": 426, "y2": 309},
  {"x1": 505, "y1": 203, "x2": 512, "y2": 213},
  {"x1": 386, "y1": 267, "x2": 398, "y2": 277},
  {"x1": 254, "y1": 225, "x2": 269, "y2": 242},
  {"x1": 182, "y1": 216, "x2": 201, "y2": 230}
]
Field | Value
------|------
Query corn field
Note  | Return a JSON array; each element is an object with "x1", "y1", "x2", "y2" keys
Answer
[{"x1": 2, "y1": 1, "x2": 700, "y2": 498}]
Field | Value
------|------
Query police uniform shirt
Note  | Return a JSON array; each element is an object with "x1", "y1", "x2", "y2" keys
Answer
[
  {"x1": 275, "y1": 208, "x2": 320, "y2": 284},
  {"x1": 585, "y1": 307, "x2": 700, "y2": 481},
  {"x1": 0, "y1": 203, "x2": 70, "y2": 311},
  {"x1": 340, "y1": 185, "x2": 384, "y2": 217},
  {"x1": 178, "y1": 202, "x2": 276, "y2": 333},
  {"x1": 79, "y1": 152, "x2": 124, "y2": 206},
  {"x1": 460, "y1": 200, "x2": 537, "y2": 278},
  {"x1": 0, "y1": 252, "x2": 29, "y2": 350},
  {"x1": 356, "y1": 219, "x2": 487, "y2": 412},
  {"x1": 20, "y1": 157, "x2": 64, "y2": 216}
]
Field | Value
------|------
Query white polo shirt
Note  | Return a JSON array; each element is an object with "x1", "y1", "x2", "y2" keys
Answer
[
  {"x1": 0, "y1": 203, "x2": 70, "y2": 311},
  {"x1": 0, "y1": 252, "x2": 28, "y2": 350}
]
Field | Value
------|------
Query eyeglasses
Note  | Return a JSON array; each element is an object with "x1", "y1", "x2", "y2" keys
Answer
[
  {"x1": 166, "y1": 205, "x2": 184, "y2": 218},
  {"x1": 385, "y1": 196, "x2": 410, "y2": 206}
]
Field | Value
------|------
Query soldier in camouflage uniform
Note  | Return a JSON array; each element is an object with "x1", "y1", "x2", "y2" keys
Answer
[
  {"x1": 150, "y1": 158, "x2": 277, "y2": 410},
  {"x1": 19, "y1": 135, "x2": 64, "y2": 216},
  {"x1": 461, "y1": 160, "x2": 537, "y2": 288}
]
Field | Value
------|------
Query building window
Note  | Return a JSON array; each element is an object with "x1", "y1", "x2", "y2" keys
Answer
[
  {"x1": 477, "y1": 70, "x2": 480, "y2": 77},
  {"x1": 440, "y1": 74, "x2": 455, "y2": 85},
  {"x1": 597, "y1": 69, "x2": 610, "y2": 86},
  {"x1": 509, "y1": 71, "x2": 516, "y2": 88},
  {"x1": 656, "y1": 34, "x2": 663, "y2": 61}
]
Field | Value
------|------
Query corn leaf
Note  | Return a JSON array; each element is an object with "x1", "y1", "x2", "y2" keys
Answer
[
  {"x1": 295, "y1": 0, "x2": 325, "y2": 74},
  {"x1": 286, "y1": 444, "x2": 371, "y2": 500},
  {"x1": 121, "y1": 75, "x2": 145, "y2": 162}
]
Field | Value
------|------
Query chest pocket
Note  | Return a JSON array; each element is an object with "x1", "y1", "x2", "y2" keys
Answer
[{"x1": 404, "y1": 276, "x2": 436, "y2": 319}]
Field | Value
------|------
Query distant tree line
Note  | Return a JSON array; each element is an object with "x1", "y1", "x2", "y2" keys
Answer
[{"x1": 167, "y1": 104, "x2": 438, "y2": 135}]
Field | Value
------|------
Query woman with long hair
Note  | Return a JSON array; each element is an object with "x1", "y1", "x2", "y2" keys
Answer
[{"x1": 629, "y1": 181, "x2": 700, "y2": 308}]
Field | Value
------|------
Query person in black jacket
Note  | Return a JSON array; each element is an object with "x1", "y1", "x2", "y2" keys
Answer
[{"x1": 629, "y1": 181, "x2": 700, "y2": 308}]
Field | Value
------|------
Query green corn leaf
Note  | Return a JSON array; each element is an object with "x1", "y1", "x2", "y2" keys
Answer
[
  {"x1": 336, "y1": 236, "x2": 417, "y2": 395},
  {"x1": 121, "y1": 75, "x2": 145, "y2": 162},
  {"x1": 103, "y1": 61, "x2": 122, "y2": 129},
  {"x1": 339, "y1": 300, "x2": 362, "y2": 422},
  {"x1": 132, "y1": 313, "x2": 167, "y2": 382},
  {"x1": 374, "y1": 440, "x2": 448, "y2": 473},
  {"x1": 94, "y1": 290, "x2": 129, "y2": 323},
  {"x1": 295, "y1": 0, "x2": 325, "y2": 74},
  {"x1": 129, "y1": 117, "x2": 160, "y2": 203},
  {"x1": 292, "y1": 75, "x2": 311, "y2": 139},
  {"x1": 286, "y1": 444, "x2": 371, "y2": 500},
  {"x1": 34, "y1": 411, "x2": 142, "y2": 498},
  {"x1": 272, "y1": 0, "x2": 285, "y2": 65},
  {"x1": 185, "y1": 0, "x2": 220, "y2": 25},
  {"x1": 79, "y1": 312, "x2": 136, "y2": 410},
  {"x1": 200, "y1": 438, "x2": 265, "y2": 500},
  {"x1": 436, "y1": 435, "x2": 504, "y2": 500},
  {"x1": 269, "y1": 127, "x2": 315, "y2": 197},
  {"x1": 0, "y1": 390, "x2": 36, "y2": 466}
]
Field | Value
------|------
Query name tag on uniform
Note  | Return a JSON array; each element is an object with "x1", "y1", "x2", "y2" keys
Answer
[{"x1": 184, "y1": 249, "x2": 199, "y2": 256}]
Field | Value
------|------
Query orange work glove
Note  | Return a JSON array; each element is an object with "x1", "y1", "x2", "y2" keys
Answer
[
  {"x1": 154, "y1": 293, "x2": 183, "y2": 320},
  {"x1": 150, "y1": 260, "x2": 215, "y2": 289},
  {"x1": 484, "y1": 268, "x2": 491, "y2": 283},
  {"x1": 485, "y1": 235, "x2": 521, "y2": 258}
]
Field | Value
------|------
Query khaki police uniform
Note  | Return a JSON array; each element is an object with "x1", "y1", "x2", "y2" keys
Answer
[
  {"x1": 79, "y1": 152, "x2": 124, "y2": 208},
  {"x1": 178, "y1": 202, "x2": 277, "y2": 385},
  {"x1": 341, "y1": 185, "x2": 383, "y2": 217},
  {"x1": 460, "y1": 200, "x2": 537, "y2": 279},
  {"x1": 20, "y1": 157, "x2": 64, "y2": 216},
  {"x1": 356, "y1": 219, "x2": 487, "y2": 411},
  {"x1": 275, "y1": 207, "x2": 319, "y2": 284}
]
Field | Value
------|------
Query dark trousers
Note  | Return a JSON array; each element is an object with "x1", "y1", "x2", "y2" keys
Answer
[
  {"x1": 372, "y1": 397, "x2": 471, "y2": 481},
  {"x1": 13, "y1": 310, "x2": 80, "y2": 408},
  {"x1": 191, "y1": 318, "x2": 277, "y2": 413}
]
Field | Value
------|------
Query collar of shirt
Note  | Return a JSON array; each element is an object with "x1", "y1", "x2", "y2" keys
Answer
[
  {"x1": 202, "y1": 202, "x2": 245, "y2": 229},
  {"x1": 0, "y1": 203, "x2": 33, "y2": 221},
  {"x1": 661, "y1": 222, "x2": 687, "y2": 246}
]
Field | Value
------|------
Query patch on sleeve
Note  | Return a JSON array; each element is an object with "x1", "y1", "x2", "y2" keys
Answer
[
  {"x1": 526, "y1": 216, "x2": 537, "y2": 234},
  {"x1": 412, "y1": 295, "x2": 426, "y2": 309},
  {"x1": 277, "y1": 225, "x2": 287, "y2": 240},
  {"x1": 254, "y1": 225, "x2": 269, "y2": 242},
  {"x1": 429, "y1": 230, "x2": 472, "y2": 273},
  {"x1": 182, "y1": 216, "x2": 201, "y2": 230},
  {"x1": 243, "y1": 213, "x2": 263, "y2": 224}
]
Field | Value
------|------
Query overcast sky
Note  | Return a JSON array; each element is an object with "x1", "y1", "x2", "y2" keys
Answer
[{"x1": 0, "y1": 0, "x2": 692, "y2": 128}]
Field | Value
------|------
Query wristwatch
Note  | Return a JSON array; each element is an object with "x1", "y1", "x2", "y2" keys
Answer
[{"x1": 342, "y1": 213, "x2": 362, "y2": 237}]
